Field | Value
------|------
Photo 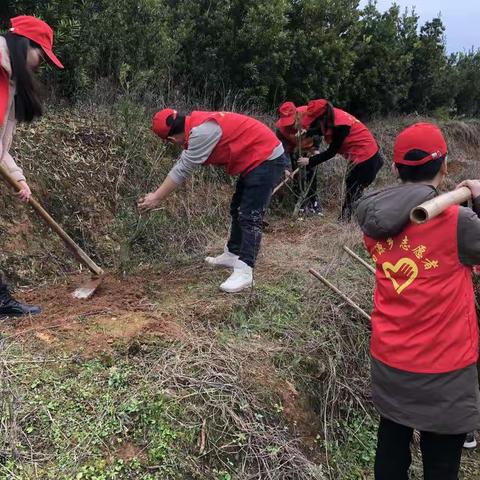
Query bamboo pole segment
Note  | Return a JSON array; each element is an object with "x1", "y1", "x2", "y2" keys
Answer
[
  {"x1": 272, "y1": 111, "x2": 305, "y2": 197},
  {"x1": 343, "y1": 246, "x2": 375, "y2": 274},
  {"x1": 295, "y1": 111, "x2": 303, "y2": 158},
  {"x1": 410, "y1": 187, "x2": 471, "y2": 224},
  {"x1": 0, "y1": 164, "x2": 104, "y2": 277},
  {"x1": 272, "y1": 167, "x2": 300, "y2": 196},
  {"x1": 309, "y1": 268, "x2": 371, "y2": 321}
]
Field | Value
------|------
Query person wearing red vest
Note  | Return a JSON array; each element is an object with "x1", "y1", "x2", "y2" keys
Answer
[
  {"x1": 355, "y1": 123, "x2": 480, "y2": 479},
  {"x1": 0, "y1": 16, "x2": 63, "y2": 318},
  {"x1": 299, "y1": 99, "x2": 383, "y2": 221},
  {"x1": 275, "y1": 101, "x2": 322, "y2": 214},
  {"x1": 138, "y1": 109, "x2": 286, "y2": 292}
]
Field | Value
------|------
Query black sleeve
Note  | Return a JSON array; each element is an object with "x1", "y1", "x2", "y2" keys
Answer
[{"x1": 308, "y1": 125, "x2": 351, "y2": 168}]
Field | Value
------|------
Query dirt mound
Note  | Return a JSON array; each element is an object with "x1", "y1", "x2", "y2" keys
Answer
[{"x1": 2, "y1": 273, "x2": 186, "y2": 355}]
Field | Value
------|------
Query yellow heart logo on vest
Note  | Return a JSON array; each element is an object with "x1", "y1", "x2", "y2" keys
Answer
[{"x1": 382, "y1": 258, "x2": 418, "y2": 294}]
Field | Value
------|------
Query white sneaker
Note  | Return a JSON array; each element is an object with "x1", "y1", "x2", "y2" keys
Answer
[
  {"x1": 205, "y1": 248, "x2": 239, "y2": 268},
  {"x1": 464, "y1": 432, "x2": 477, "y2": 449},
  {"x1": 220, "y1": 260, "x2": 254, "y2": 293}
]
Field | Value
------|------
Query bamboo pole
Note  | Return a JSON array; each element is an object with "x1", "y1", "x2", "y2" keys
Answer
[
  {"x1": 343, "y1": 246, "x2": 375, "y2": 274},
  {"x1": 309, "y1": 268, "x2": 371, "y2": 321},
  {"x1": 410, "y1": 187, "x2": 471, "y2": 224},
  {"x1": 272, "y1": 167, "x2": 300, "y2": 196}
]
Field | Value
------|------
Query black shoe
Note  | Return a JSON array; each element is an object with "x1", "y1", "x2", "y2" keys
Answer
[
  {"x1": 0, "y1": 298, "x2": 42, "y2": 318},
  {"x1": 305, "y1": 201, "x2": 324, "y2": 216}
]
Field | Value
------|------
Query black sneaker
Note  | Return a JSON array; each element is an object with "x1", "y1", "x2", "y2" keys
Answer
[
  {"x1": 0, "y1": 297, "x2": 42, "y2": 318},
  {"x1": 464, "y1": 432, "x2": 477, "y2": 449},
  {"x1": 303, "y1": 201, "x2": 324, "y2": 216}
]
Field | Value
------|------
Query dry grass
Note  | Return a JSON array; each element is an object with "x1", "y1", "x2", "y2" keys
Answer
[{"x1": 1, "y1": 107, "x2": 480, "y2": 479}]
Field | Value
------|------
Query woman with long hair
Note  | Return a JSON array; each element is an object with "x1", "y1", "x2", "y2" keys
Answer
[
  {"x1": 299, "y1": 99, "x2": 384, "y2": 221},
  {"x1": 0, "y1": 15, "x2": 63, "y2": 318}
]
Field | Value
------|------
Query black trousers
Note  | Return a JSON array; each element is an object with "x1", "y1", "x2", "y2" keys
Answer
[
  {"x1": 226, "y1": 154, "x2": 286, "y2": 267},
  {"x1": 342, "y1": 150, "x2": 384, "y2": 220},
  {"x1": 0, "y1": 271, "x2": 9, "y2": 303},
  {"x1": 375, "y1": 417, "x2": 466, "y2": 480}
]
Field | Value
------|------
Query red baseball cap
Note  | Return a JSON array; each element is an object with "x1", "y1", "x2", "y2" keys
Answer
[
  {"x1": 394, "y1": 123, "x2": 448, "y2": 166},
  {"x1": 276, "y1": 101, "x2": 296, "y2": 128},
  {"x1": 302, "y1": 99, "x2": 329, "y2": 128},
  {"x1": 152, "y1": 108, "x2": 177, "y2": 139},
  {"x1": 10, "y1": 16, "x2": 64, "y2": 69}
]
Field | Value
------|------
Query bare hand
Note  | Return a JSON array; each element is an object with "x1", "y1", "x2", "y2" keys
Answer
[
  {"x1": 295, "y1": 129, "x2": 306, "y2": 139},
  {"x1": 15, "y1": 180, "x2": 32, "y2": 202},
  {"x1": 457, "y1": 180, "x2": 480, "y2": 199},
  {"x1": 138, "y1": 192, "x2": 161, "y2": 213},
  {"x1": 297, "y1": 157, "x2": 309, "y2": 167},
  {"x1": 284, "y1": 169, "x2": 293, "y2": 179}
]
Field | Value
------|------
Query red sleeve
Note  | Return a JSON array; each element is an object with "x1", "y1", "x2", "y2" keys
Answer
[{"x1": 0, "y1": 66, "x2": 10, "y2": 127}]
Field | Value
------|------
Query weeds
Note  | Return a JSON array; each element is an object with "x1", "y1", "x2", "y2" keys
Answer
[{"x1": 1, "y1": 106, "x2": 480, "y2": 479}]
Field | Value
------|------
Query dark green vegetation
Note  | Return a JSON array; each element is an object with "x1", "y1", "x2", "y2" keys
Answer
[{"x1": 3, "y1": 0, "x2": 480, "y2": 117}]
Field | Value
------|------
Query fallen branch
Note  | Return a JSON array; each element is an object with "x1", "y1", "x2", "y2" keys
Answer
[
  {"x1": 309, "y1": 268, "x2": 371, "y2": 321},
  {"x1": 198, "y1": 418, "x2": 207, "y2": 454}
]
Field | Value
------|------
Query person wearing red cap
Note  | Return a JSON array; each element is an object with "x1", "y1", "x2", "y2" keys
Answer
[
  {"x1": 0, "y1": 16, "x2": 63, "y2": 318},
  {"x1": 275, "y1": 101, "x2": 322, "y2": 214},
  {"x1": 298, "y1": 99, "x2": 383, "y2": 220},
  {"x1": 355, "y1": 122, "x2": 480, "y2": 478},
  {"x1": 138, "y1": 109, "x2": 286, "y2": 292}
]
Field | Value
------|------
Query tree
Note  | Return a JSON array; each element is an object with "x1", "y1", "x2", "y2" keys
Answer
[
  {"x1": 283, "y1": 0, "x2": 360, "y2": 107},
  {"x1": 346, "y1": 2, "x2": 416, "y2": 117},
  {"x1": 454, "y1": 50, "x2": 480, "y2": 117},
  {"x1": 406, "y1": 17, "x2": 456, "y2": 114}
]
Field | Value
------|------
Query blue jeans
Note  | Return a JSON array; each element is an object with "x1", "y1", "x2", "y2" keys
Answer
[{"x1": 226, "y1": 155, "x2": 286, "y2": 267}]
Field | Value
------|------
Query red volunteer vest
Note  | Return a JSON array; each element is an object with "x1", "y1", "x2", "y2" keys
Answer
[
  {"x1": 364, "y1": 205, "x2": 478, "y2": 374},
  {"x1": 184, "y1": 111, "x2": 280, "y2": 176},
  {"x1": 277, "y1": 106, "x2": 315, "y2": 154},
  {"x1": 324, "y1": 108, "x2": 378, "y2": 164}
]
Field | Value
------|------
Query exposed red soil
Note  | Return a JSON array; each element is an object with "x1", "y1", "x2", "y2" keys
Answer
[{"x1": 1, "y1": 273, "x2": 187, "y2": 355}]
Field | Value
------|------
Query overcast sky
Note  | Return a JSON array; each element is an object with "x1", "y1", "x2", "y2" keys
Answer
[{"x1": 359, "y1": 0, "x2": 480, "y2": 53}]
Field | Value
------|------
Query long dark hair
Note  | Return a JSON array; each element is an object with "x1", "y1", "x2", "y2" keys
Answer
[
  {"x1": 307, "y1": 101, "x2": 335, "y2": 137},
  {"x1": 4, "y1": 32, "x2": 43, "y2": 122},
  {"x1": 323, "y1": 101, "x2": 335, "y2": 131}
]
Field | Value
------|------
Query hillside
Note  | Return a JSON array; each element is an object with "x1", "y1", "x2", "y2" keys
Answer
[{"x1": 1, "y1": 105, "x2": 480, "y2": 479}]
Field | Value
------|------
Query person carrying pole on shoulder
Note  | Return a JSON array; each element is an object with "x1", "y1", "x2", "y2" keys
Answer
[{"x1": 355, "y1": 122, "x2": 480, "y2": 479}]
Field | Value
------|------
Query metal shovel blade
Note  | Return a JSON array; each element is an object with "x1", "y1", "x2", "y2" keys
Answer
[{"x1": 72, "y1": 277, "x2": 104, "y2": 300}]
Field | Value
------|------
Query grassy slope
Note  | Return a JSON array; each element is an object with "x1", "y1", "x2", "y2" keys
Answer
[{"x1": 0, "y1": 105, "x2": 480, "y2": 479}]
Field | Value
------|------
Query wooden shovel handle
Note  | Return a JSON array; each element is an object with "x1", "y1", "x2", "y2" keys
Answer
[{"x1": 0, "y1": 163, "x2": 104, "y2": 277}]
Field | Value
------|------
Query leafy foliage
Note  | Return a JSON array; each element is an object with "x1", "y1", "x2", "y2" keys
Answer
[{"x1": 3, "y1": 0, "x2": 480, "y2": 116}]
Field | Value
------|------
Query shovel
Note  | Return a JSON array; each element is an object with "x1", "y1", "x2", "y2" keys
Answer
[{"x1": 0, "y1": 164, "x2": 104, "y2": 299}]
